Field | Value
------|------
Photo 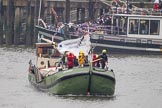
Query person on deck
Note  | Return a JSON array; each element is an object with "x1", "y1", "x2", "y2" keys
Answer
[
  {"x1": 61, "y1": 51, "x2": 68, "y2": 68},
  {"x1": 67, "y1": 52, "x2": 74, "y2": 69},
  {"x1": 153, "y1": 0, "x2": 159, "y2": 11},
  {"x1": 92, "y1": 54, "x2": 99, "y2": 67},
  {"x1": 99, "y1": 49, "x2": 109, "y2": 69},
  {"x1": 78, "y1": 50, "x2": 85, "y2": 67},
  {"x1": 159, "y1": 0, "x2": 162, "y2": 10}
]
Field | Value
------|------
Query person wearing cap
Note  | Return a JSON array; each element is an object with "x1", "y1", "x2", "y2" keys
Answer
[
  {"x1": 78, "y1": 50, "x2": 85, "y2": 67},
  {"x1": 99, "y1": 49, "x2": 108, "y2": 69}
]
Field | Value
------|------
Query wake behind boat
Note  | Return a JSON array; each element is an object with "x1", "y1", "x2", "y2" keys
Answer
[{"x1": 28, "y1": 35, "x2": 116, "y2": 96}]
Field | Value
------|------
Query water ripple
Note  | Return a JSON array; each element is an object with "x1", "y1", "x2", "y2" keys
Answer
[{"x1": 1, "y1": 48, "x2": 162, "y2": 108}]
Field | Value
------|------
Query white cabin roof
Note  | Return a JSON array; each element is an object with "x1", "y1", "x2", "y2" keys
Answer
[{"x1": 113, "y1": 14, "x2": 162, "y2": 19}]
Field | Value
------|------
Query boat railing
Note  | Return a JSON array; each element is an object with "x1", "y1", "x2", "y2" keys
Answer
[
  {"x1": 132, "y1": 8, "x2": 162, "y2": 16},
  {"x1": 110, "y1": 6, "x2": 162, "y2": 16},
  {"x1": 69, "y1": 25, "x2": 127, "y2": 37}
]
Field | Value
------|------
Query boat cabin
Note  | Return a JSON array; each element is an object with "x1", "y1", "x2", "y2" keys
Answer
[
  {"x1": 111, "y1": 14, "x2": 162, "y2": 39},
  {"x1": 35, "y1": 43, "x2": 61, "y2": 69}
]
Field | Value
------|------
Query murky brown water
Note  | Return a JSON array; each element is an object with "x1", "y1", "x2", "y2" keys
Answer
[{"x1": 0, "y1": 47, "x2": 162, "y2": 108}]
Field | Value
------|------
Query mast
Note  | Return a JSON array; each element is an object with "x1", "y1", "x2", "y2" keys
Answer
[
  {"x1": 38, "y1": 0, "x2": 42, "y2": 25},
  {"x1": 65, "y1": 0, "x2": 70, "y2": 23}
]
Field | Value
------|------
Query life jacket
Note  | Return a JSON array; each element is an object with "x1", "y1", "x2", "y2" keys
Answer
[
  {"x1": 78, "y1": 53, "x2": 85, "y2": 67},
  {"x1": 100, "y1": 54, "x2": 108, "y2": 62},
  {"x1": 153, "y1": 3, "x2": 159, "y2": 11},
  {"x1": 67, "y1": 53, "x2": 74, "y2": 68},
  {"x1": 92, "y1": 54, "x2": 97, "y2": 66},
  {"x1": 99, "y1": 53, "x2": 108, "y2": 69}
]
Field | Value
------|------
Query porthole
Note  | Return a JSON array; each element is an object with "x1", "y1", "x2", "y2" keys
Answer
[{"x1": 40, "y1": 61, "x2": 44, "y2": 65}]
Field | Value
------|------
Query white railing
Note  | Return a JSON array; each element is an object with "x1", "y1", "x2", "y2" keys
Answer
[{"x1": 110, "y1": 7, "x2": 162, "y2": 16}]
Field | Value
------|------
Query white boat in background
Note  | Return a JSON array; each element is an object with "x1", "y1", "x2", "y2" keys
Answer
[
  {"x1": 91, "y1": 13, "x2": 162, "y2": 54},
  {"x1": 36, "y1": 6, "x2": 162, "y2": 54}
]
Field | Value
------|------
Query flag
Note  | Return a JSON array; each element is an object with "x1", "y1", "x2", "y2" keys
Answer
[
  {"x1": 57, "y1": 33, "x2": 91, "y2": 57},
  {"x1": 51, "y1": 8, "x2": 58, "y2": 18},
  {"x1": 51, "y1": 7, "x2": 58, "y2": 26}
]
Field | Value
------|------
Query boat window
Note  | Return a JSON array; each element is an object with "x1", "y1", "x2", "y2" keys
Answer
[
  {"x1": 42, "y1": 48, "x2": 48, "y2": 54},
  {"x1": 42, "y1": 47, "x2": 54, "y2": 57},
  {"x1": 150, "y1": 20, "x2": 160, "y2": 35},
  {"x1": 139, "y1": 20, "x2": 149, "y2": 35},
  {"x1": 129, "y1": 19, "x2": 139, "y2": 34},
  {"x1": 114, "y1": 16, "x2": 127, "y2": 35},
  {"x1": 129, "y1": 19, "x2": 160, "y2": 36},
  {"x1": 49, "y1": 48, "x2": 54, "y2": 56}
]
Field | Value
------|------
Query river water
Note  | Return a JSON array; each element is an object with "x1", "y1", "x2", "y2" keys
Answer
[{"x1": 0, "y1": 47, "x2": 162, "y2": 108}]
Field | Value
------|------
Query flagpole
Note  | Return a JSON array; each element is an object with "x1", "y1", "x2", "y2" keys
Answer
[{"x1": 38, "y1": 0, "x2": 42, "y2": 25}]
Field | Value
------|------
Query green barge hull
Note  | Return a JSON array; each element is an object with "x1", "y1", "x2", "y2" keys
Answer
[{"x1": 28, "y1": 67, "x2": 115, "y2": 96}]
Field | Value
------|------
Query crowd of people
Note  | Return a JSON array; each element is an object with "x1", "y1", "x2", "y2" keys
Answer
[{"x1": 61, "y1": 49, "x2": 109, "y2": 70}]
